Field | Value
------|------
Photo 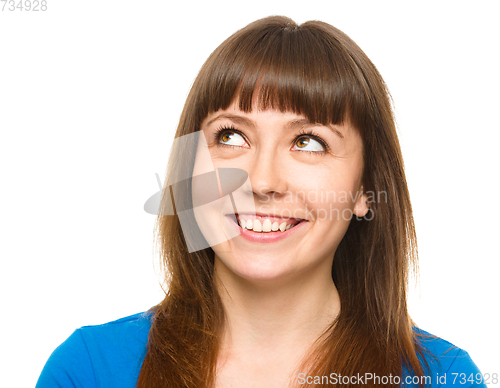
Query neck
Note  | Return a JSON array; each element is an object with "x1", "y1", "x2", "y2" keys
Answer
[{"x1": 214, "y1": 254, "x2": 340, "y2": 361}]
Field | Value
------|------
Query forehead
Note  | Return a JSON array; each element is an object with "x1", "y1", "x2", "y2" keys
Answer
[
  {"x1": 203, "y1": 101, "x2": 305, "y2": 126},
  {"x1": 202, "y1": 98, "x2": 355, "y2": 142}
]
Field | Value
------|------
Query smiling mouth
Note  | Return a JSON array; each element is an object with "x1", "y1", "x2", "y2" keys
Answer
[{"x1": 229, "y1": 213, "x2": 306, "y2": 233}]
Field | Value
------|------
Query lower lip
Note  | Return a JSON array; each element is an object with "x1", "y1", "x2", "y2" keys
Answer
[{"x1": 226, "y1": 215, "x2": 308, "y2": 243}]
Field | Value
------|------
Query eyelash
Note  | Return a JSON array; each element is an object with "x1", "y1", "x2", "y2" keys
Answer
[{"x1": 212, "y1": 125, "x2": 330, "y2": 155}]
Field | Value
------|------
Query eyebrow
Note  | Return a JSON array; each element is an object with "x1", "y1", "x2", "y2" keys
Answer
[
  {"x1": 286, "y1": 118, "x2": 345, "y2": 139},
  {"x1": 205, "y1": 114, "x2": 345, "y2": 139}
]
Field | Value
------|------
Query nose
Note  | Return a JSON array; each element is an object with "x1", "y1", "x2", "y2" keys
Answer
[{"x1": 247, "y1": 147, "x2": 288, "y2": 201}]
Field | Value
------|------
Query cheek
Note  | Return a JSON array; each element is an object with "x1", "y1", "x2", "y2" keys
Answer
[
  {"x1": 192, "y1": 130, "x2": 224, "y2": 178},
  {"x1": 293, "y1": 167, "x2": 361, "y2": 223}
]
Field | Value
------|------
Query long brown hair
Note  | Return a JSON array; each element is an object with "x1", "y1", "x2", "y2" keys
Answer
[{"x1": 137, "y1": 15, "x2": 435, "y2": 388}]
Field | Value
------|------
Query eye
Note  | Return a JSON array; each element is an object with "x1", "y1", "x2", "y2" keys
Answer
[
  {"x1": 292, "y1": 130, "x2": 329, "y2": 154},
  {"x1": 212, "y1": 125, "x2": 330, "y2": 154},
  {"x1": 293, "y1": 136, "x2": 324, "y2": 152},
  {"x1": 213, "y1": 126, "x2": 248, "y2": 149}
]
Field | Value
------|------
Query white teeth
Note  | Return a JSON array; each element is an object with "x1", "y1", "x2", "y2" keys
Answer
[{"x1": 238, "y1": 217, "x2": 299, "y2": 233}]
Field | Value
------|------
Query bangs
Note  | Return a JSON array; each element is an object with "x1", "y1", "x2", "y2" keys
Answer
[{"x1": 194, "y1": 18, "x2": 372, "y2": 131}]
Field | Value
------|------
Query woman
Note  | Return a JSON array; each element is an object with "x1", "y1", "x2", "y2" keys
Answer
[{"x1": 36, "y1": 15, "x2": 486, "y2": 388}]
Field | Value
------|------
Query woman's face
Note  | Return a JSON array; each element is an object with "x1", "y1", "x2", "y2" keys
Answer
[{"x1": 192, "y1": 99, "x2": 369, "y2": 283}]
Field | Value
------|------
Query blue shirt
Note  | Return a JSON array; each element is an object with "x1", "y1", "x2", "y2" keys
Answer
[{"x1": 35, "y1": 311, "x2": 487, "y2": 387}]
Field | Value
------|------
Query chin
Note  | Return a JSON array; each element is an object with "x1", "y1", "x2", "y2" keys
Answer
[{"x1": 215, "y1": 252, "x2": 295, "y2": 283}]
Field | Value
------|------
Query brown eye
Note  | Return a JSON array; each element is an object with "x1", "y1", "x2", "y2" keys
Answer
[
  {"x1": 217, "y1": 130, "x2": 246, "y2": 147},
  {"x1": 296, "y1": 137, "x2": 310, "y2": 148},
  {"x1": 293, "y1": 136, "x2": 325, "y2": 152}
]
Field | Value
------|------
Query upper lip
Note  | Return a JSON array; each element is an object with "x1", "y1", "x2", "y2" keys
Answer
[{"x1": 227, "y1": 212, "x2": 305, "y2": 221}]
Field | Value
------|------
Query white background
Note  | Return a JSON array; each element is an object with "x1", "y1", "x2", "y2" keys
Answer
[{"x1": 1, "y1": 1, "x2": 498, "y2": 386}]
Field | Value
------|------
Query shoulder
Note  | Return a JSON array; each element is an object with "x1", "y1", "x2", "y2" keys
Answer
[
  {"x1": 409, "y1": 326, "x2": 486, "y2": 387},
  {"x1": 77, "y1": 310, "x2": 153, "y2": 357},
  {"x1": 36, "y1": 310, "x2": 154, "y2": 388}
]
